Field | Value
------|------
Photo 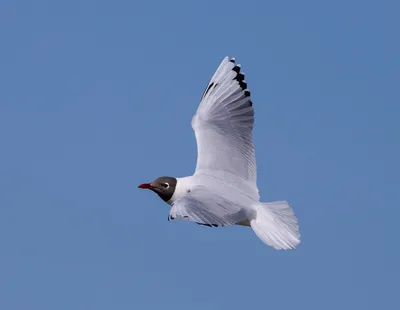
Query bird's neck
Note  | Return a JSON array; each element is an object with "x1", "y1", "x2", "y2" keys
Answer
[{"x1": 167, "y1": 176, "x2": 193, "y2": 205}]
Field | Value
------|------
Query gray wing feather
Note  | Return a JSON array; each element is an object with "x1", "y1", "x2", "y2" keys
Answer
[{"x1": 169, "y1": 188, "x2": 248, "y2": 227}]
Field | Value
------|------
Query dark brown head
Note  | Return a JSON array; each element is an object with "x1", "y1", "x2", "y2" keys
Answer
[{"x1": 138, "y1": 176, "x2": 177, "y2": 202}]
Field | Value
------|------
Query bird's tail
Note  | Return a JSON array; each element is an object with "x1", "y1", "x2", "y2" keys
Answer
[{"x1": 250, "y1": 201, "x2": 300, "y2": 250}]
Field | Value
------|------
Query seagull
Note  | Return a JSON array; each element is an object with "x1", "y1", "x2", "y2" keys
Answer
[{"x1": 139, "y1": 57, "x2": 300, "y2": 249}]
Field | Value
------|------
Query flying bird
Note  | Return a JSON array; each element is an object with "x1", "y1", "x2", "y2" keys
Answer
[{"x1": 139, "y1": 57, "x2": 300, "y2": 249}]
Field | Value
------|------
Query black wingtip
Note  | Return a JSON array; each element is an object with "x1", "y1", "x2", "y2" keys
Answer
[
  {"x1": 197, "y1": 223, "x2": 219, "y2": 227},
  {"x1": 229, "y1": 57, "x2": 236, "y2": 63},
  {"x1": 236, "y1": 73, "x2": 245, "y2": 82},
  {"x1": 232, "y1": 65, "x2": 241, "y2": 73},
  {"x1": 233, "y1": 69, "x2": 248, "y2": 90},
  {"x1": 204, "y1": 82, "x2": 214, "y2": 97}
]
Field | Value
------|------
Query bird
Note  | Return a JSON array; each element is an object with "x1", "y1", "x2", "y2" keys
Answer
[{"x1": 139, "y1": 57, "x2": 300, "y2": 249}]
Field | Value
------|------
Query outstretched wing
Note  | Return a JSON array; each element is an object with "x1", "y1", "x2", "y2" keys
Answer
[
  {"x1": 192, "y1": 57, "x2": 258, "y2": 196},
  {"x1": 168, "y1": 188, "x2": 248, "y2": 227}
]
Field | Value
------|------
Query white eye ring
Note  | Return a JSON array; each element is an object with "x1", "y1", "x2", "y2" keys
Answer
[{"x1": 163, "y1": 182, "x2": 170, "y2": 189}]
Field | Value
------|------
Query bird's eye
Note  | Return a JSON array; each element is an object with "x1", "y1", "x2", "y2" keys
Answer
[{"x1": 163, "y1": 182, "x2": 170, "y2": 189}]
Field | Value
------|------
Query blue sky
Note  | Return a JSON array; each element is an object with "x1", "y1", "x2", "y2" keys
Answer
[{"x1": 1, "y1": 0, "x2": 399, "y2": 309}]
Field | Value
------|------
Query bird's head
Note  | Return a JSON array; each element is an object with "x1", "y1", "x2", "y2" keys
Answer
[{"x1": 138, "y1": 176, "x2": 177, "y2": 202}]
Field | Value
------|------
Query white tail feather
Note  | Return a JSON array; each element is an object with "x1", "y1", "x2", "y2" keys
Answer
[{"x1": 250, "y1": 201, "x2": 300, "y2": 250}]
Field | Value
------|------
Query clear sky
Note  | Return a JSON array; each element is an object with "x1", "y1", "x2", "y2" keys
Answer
[{"x1": 1, "y1": 0, "x2": 399, "y2": 309}]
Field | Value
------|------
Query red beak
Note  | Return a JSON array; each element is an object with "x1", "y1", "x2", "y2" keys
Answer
[{"x1": 138, "y1": 183, "x2": 153, "y2": 189}]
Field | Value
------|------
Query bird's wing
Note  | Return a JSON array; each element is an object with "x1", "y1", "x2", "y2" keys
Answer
[
  {"x1": 192, "y1": 57, "x2": 258, "y2": 195},
  {"x1": 168, "y1": 188, "x2": 248, "y2": 227}
]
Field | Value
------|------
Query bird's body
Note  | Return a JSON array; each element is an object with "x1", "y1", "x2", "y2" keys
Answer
[
  {"x1": 139, "y1": 57, "x2": 300, "y2": 249},
  {"x1": 168, "y1": 174, "x2": 256, "y2": 207},
  {"x1": 167, "y1": 174, "x2": 255, "y2": 227}
]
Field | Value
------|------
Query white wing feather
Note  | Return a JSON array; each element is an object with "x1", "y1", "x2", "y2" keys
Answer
[{"x1": 192, "y1": 57, "x2": 258, "y2": 199}]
